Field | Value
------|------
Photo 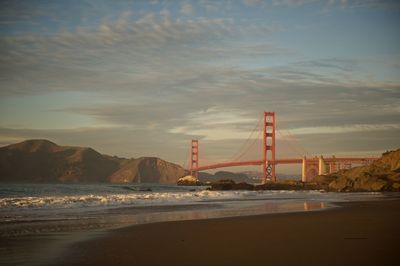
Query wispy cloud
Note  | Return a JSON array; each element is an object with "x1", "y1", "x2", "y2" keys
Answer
[
  {"x1": 180, "y1": 2, "x2": 194, "y2": 16},
  {"x1": 0, "y1": 1, "x2": 399, "y2": 166},
  {"x1": 271, "y1": 0, "x2": 318, "y2": 7},
  {"x1": 0, "y1": 11, "x2": 276, "y2": 96},
  {"x1": 243, "y1": 0, "x2": 265, "y2": 7},
  {"x1": 289, "y1": 124, "x2": 400, "y2": 135}
]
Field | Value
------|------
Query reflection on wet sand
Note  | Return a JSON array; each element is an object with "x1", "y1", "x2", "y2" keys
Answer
[
  {"x1": 0, "y1": 200, "x2": 331, "y2": 266},
  {"x1": 303, "y1": 201, "x2": 326, "y2": 211},
  {"x1": 103, "y1": 200, "x2": 331, "y2": 227},
  {"x1": 1, "y1": 201, "x2": 331, "y2": 238}
]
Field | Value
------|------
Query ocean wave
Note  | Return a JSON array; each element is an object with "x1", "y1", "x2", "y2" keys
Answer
[
  {"x1": 0, "y1": 190, "x2": 256, "y2": 209},
  {"x1": 0, "y1": 185, "x2": 386, "y2": 212}
]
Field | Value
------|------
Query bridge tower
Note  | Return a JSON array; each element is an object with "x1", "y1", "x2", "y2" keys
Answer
[
  {"x1": 263, "y1": 111, "x2": 276, "y2": 182},
  {"x1": 190, "y1": 139, "x2": 199, "y2": 178}
]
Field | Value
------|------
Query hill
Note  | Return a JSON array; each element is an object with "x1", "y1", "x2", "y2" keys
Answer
[
  {"x1": 0, "y1": 139, "x2": 185, "y2": 183},
  {"x1": 110, "y1": 157, "x2": 185, "y2": 183},
  {"x1": 314, "y1": 149, "x2": 400, "y2": 191}
]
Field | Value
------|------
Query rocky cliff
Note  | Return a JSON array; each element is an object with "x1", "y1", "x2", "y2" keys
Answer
[
  {"x1": 314, "y1": 149, "x2": 400, "y2": 192},
  {"x1": 0, "y1": 139, "x2": 185, "y2": 183}
]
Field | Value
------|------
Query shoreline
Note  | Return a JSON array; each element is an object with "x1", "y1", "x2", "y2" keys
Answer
[
  {"x1": 1, "y1": 196, "x2": 332, "y2": 266},
  {"x1": 47, "y1": 197, "x2": 400, "y2": 266}
]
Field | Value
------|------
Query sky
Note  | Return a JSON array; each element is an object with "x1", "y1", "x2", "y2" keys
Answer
[{"x1": 0, "y1": 0, "x2": 399, "y2": 174}]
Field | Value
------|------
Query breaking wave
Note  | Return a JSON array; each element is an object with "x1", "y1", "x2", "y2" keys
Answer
[{"x1": 0, "y1": 190, "x2": 236, "y2": 209}]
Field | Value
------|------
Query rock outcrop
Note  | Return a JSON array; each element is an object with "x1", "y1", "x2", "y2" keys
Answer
[
  {"x1": 177, "y1": 175, "x2": 203, "y2": 186},
  {"x1": 198, "y1": 171, "x2": 253, "y2": 183},
  {"x1": 209, "y1": 179, "x2": 320, "y2": 191},
  {"x1": 0, "y1": 139, "x2": 185, "y2": 183},
  {"x1": 210, "y1": 180, "x2": 254, "y2": 190},
  {"x1": 315, "y1": 149, "x2": 400, "y2": 192},
  {"x1": 209, "y1": 149, "x2": 400, "y2": 192}
]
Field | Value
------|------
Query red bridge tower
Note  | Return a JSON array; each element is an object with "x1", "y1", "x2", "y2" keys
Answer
[
  {"x1": 263, "y1": 111, "x2": 276, "y2": 182},
  {"x1": 190, "y1": 139, "x2": 199, "y2": 178}
]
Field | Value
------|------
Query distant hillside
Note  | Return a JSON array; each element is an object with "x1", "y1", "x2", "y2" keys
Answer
[
  {"x1": 0, "y1": 139, "x2": 185, "y2": 183},
  {"x1": 198, "y1": 171, "x2": 253, "y2": 183},
  {"x1": 314, "y1": 149, "x2": 400, "y2": 192},
  {"x1": 240, "y1": 171, "x2": 301, "y2": 181},
  {"x1": 199, "y1": 171, "x2": 301, "y2": 183},
  {"x1": 110, "y1": 157, "x2": 185, "y2": 183}
]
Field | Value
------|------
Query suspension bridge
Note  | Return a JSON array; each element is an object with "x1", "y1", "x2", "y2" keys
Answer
[{"x1": 187, "y1": 112, "x2": 378, "y2": 183}]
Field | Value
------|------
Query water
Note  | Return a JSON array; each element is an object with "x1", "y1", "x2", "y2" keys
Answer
[
  {"x1": 0, "y1": 183, "x2": 391, "y2": 266},
  {"x1": 0, "y1": 183, "x2": 389, "y2": 236}
]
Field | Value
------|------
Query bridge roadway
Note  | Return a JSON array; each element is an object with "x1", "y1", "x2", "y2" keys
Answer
[{"x1": 191, "y1": 157, "x2": 378, "y2": 172}]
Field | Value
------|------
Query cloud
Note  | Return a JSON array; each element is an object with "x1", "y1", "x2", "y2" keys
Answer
[
  {"x1": 240, "y1": 0, "x2": 399, "y2": 10},
  {"x1": 243, "y1": 0, "x2": 317, "y2": 7},
  {"x1": 243, "y1": 0, "x2": 265, "y2": 6},
  {"x1": 180, "y1": 2, "x2": 194, "y2": 16},
  {"x1": 1, "y1": 3, "x2": 399, "y2": 167},
  {"x1": 168, "y1": 107, "x2": 259, "y2": 140},
  {"x1": 2, "y1": 38, "x2": 399, "y2": 159},
  {"x1": 1, "y1": 120, "x2": 398, "y2": 168},
  {"x1": 200, "y1": 0, "x2": 222, "y2": 12},
  {"x1": 0, "y1": 126, "x2": 191, "y2": 162},
  {"x1": 0, "y1": 11, "x2": 279, "y2": 96},
  {"x1": 322, "y1": 0, "x2": 400, "y2": 11},
  {"x1": 292, "y1": 58, "x2": 358, "y2": 72},
  {"x1": 289, "y1": 124, "x2": 400, "y2": 135}
]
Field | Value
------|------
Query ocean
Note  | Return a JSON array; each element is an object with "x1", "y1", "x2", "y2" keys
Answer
[{"x1": 0, "y1": 183, "x2": 391, "y2": 265}]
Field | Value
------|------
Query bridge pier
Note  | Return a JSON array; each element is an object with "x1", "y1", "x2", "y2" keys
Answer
[
  {"x1": 301, "y1": 157, "x2": 320, "y2": 182},
  {"x1": 318, "y1": 155, "x2": 326, "y2": 176},
  {"x1": 301, "y1": 157, "x2": 307, "y2": 182}
]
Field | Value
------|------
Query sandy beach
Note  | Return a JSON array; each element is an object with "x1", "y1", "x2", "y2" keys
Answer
[{"x1": 47, "y1": 198, "x2": 400, "y2": 266}]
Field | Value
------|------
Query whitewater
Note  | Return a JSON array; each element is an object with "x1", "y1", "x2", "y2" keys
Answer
[{"x1": 0, "y1": 183, "x2": 389, "y2": 237}]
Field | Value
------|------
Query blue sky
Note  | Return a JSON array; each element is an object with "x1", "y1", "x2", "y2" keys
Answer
[{"x1": 0, "y1": 0, "x2": 399, "y2": 173}]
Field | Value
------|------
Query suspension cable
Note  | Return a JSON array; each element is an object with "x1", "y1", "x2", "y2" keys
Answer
[
  {"x1": 277, "y1": 119, "x2": 309, "y2": 156},
  {"x1": 234, "y1": 127, "x2": 262, "y2": 161},
  {"x1": 228, "y1": 114, "x2": 263, "y2": 162}
]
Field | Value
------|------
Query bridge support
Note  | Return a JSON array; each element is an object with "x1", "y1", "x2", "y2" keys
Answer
[
  {"x1": 329, "y1": 156, "x2": 337, "y2": 174},
  {"x1": 301, "y1": 156, "x2": 307, "y2": 182},
  {"x1": 318, "y1": 155, "x2": 326, "y2": 175},
  {"x1": 263, "y1": 111, "x2": 276, "y2": 183},
  {"x1": 339, "y1": 161, "x2": 352, "y2": 170},
  {"x1": 190, "y1": 139, "x2": 199, "y2": 178},
  {"x1": 301, "y1": 157, "x2": 319, "y2": 182}
]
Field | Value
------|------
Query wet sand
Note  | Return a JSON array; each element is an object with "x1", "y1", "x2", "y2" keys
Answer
[{"x1": 50, "y1": 199, "x2": 400, "y2": 266}]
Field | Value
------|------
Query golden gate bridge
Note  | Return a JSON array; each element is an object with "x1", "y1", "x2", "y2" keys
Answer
[{"x1": 186, "y1": 112, "x2": 377, "y2": 183}]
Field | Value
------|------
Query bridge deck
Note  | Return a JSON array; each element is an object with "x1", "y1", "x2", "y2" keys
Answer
[{"x1": 192, "y1": 157, "x2": 378, "y2": 172}]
